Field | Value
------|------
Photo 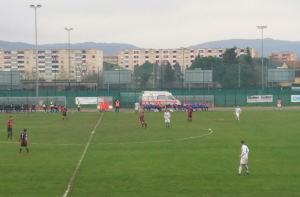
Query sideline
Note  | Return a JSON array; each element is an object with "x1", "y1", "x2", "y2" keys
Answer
[{"x1": 62, "y1": 113, "x2": 104, "y2": 197}]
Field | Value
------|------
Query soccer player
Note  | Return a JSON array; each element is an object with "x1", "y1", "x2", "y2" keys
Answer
[
  {"x1": 139, "y1": 112, "x2": 148, "y2": 129},
  {"x1": 277, "y1": 98, "x2": 282, "y2": 110},
  {"x1": 7, "y1": 116, "x2": 14, "y2": 140},
  {"x1": 62, "y1": 106, "x2": 68, "y2": 121},
  {"x1": 238, "y1": 141, "x2": 249, "y2": 175},
  {"x1": 235, "y1": 105, "x2": 242, "y2": 122},
  {"x1": 164, "y1": 109, "x2": 171, "y2": 128},
  {"x1": 187, "y1": 106, "x2": 193, "y2": 123},
  {"x1": 19, "y1": 129, "x2": 29, "y2": 155},
  {"x1": 134, "y1": 101, "x2": 140, "y2": 114}
]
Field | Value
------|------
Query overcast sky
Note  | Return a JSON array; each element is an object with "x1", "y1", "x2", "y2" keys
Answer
[{"x1": 1, "y1": 0, "x2": 300, "y2": 48}]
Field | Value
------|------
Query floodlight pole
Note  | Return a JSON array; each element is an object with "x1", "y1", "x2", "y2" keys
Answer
[
  {"x1": 257, "y1": 26, "x2": 267, "y2": 90},
  {"x1": 65, "y1": 28, "x2": 73, "y2": 83},
  {"x1": 239, "y1": 62, "x2": 240, "y2": 88},
  {"x1": 153, "y1": 63, "x2": 155, "y2": 88},
  {"x1": 30, "y1": 5, "x2": 41, "y2": 104}
]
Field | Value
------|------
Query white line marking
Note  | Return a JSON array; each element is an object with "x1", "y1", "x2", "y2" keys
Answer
[
  {"x1": 62, "y1": 113, "x2": 103, "y2": 197},
  {"x1": 96, "y1": 129, "x2": 213, "y2": 145},
  {"x1": 0, "y1": 129, "x2": 213, "y2": 146}
]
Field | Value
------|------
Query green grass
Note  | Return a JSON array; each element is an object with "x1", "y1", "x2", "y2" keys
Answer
[{"x1": 0, "y1": 110, "x2": 300, "y2": 197}]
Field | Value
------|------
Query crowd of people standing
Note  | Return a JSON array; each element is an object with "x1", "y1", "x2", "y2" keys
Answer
[{"x1": 0, "y1": 101, "x2": 62, "y2": 113}]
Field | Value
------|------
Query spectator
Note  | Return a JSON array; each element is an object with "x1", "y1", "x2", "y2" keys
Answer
[
  {"x1": 6, "y1": 103, "x2": 9, "y2": 113},
  {"x1": 25, "y1": 103, "x2": 29, "y2": 113},
  {"x1": 147, "y1": 102, "x2": 151, "y2": 112},
  {"x1": 31, "y1": 103, "x2": 36, "y2": 113},
  {"x1": 157, "y1": 103, "x2": 162, "y2": 112},
  {"x1": 115, "y1": 100, "x2": 120, "y2": 113},
  {"x1": 105, "y1": 103, "x2": 109, "y2": 111},
  {"x1": 198, "y1": 102, "x2": 203, "y2": 111},
  {"x1": 54, "y1": 103, "x2": 59, "y2": 113},
  {"x1": 172, "y1": 103, "x2": 177, "y2": 111},
  {"x1": 21, "y1": 104, "x2": 24, "y2": 113},
  {"x1": 205, "y1": 102, "x2": 209, "y2": 111},
  {"x1": 183, "y1": 102, "x2": 188, "y2": 110},
  {"x1": 100, "y1": 102, "x2": 105, "y2": 111}
]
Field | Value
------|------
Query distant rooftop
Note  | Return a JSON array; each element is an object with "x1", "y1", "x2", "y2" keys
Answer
[{"x1": 104, "y1": 54, "x2": 118, "y2": 56}]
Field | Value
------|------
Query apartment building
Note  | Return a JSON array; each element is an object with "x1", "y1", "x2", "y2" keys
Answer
[
  {"x1": 0, "y1": 49, "x2": 103, "y2": 82},
  {"x1": 118, "y1": 48, "x2": 255, "y2": 71},
  {"x1": 104, "y1": 54, "x2": 118, "y2": 64},
  {"x1": 269, "y1": 53, "x2": 297, "y2": 61},
  {"x1": 254, "y1": 51, "x2": 260, "y2": 58}
]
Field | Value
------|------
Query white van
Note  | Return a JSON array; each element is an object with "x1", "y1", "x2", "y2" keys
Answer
[{"x1": 141, "y1": 91, "x2": 181, "y2": 105}]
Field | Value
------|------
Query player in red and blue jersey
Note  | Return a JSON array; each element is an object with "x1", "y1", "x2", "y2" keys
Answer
[
  {"x1": 19, "y1": 129, "x2": 29, "y2": 155},
  {"x1": 7, "y1": 116, "x2": 14, "y2": 140},
  {"x1": 187, "y1": 106, "x2": 193, "y2": 123},
  {"x1": 139, "y1": 112, "x2": 148, "y2": 129},
  {"x1": 62, "y1": 106, "x2": 68, "y2": 121}
]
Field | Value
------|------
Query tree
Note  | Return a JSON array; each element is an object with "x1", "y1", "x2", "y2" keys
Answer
[
  {"x1": 85, "y1": 73, "x2": 98, "y2": 82},
  {"x1": 173, "y1": 62, "x2": 181, "y2": 80},
  {"x1": 132, "y1": 62, "x2": 153, "y2": 88},
  {"x1": 222, "y1": 65, "x2": 239, "y2": 88},
  {"x1": 222, "y1": 64, "x2": 255, "y2": 88},
  {"x1": 240, "y1": 64, "x2": 255, "y2": 88},
  {"x1": 189, "y1": 56, "x2": 225, "y2": 86},
  {"x1": 237, "y1": 47, "x2": 253, "y2": 65},
  {"x1": 103, "y1": 62, "x2": 121, "y2": 71},
  {"x1": 223, "y1": 46, "x2": 237, "y2": 66},
  {"x1": 132, "y1": 64, "x2": 141, "y2": 87},
  {"x1": 164, "y1": 62, "x2": 175, "y2": 81}
]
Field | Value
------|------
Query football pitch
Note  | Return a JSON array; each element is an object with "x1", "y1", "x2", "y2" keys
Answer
[{"x1": 1, "y1": 110, "x2": 300, "y2": 197}]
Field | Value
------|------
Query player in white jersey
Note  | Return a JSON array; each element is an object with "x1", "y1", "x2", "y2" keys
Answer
[
  {"x1": 238, "y1": 141, "x2": 249, "y2": 175},
  {"x1": 235, "y1": 106, "x2": 242, "y2": 122},
  {"x1": 134, "y1": 101, "x2": 140, "y2": 114},
  {"x1": 164, "y1": 109, "x2": 171, "y2": 128}
]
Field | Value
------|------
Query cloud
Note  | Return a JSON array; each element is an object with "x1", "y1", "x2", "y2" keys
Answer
[{"x1": 1, "y1": 0, "x2": 300, "y2": 49}]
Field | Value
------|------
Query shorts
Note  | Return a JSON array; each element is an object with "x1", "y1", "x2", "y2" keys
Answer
[
  {"x1": 236, "y1": 114, "x2": 240, "y2": 118},
  {"x1": 7, "y1": 128, "x2": 12, "y2": 132},
  {"x1": 21, "y1": 142, "x2": 27, "y2": 147},
  {"x1": 63, "y1": 114, "x2": 67, "y2": 117},
  {"x1": 165, "y1": 118, "x2": 170, "y2": 123},
  {"x1": 277, "y1": 104, "x2": 281, "y2": 108},
  {"x1": 188, "y1": 115, "x2": 192, "y2": 118},
  {"x1": 140, "y1": 119, "x2": 145, "y2": 123},
  {"x1": 135, "y1": 107, "x2": 139, "y2": 110},
  {"x1": 240, "y1": 158, "x2": 248, "y2": 164}
]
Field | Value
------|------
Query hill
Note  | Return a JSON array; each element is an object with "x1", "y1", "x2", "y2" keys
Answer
[
  {"x1": 0, "y1": 40, "x2": 139, "y2": 55},
  {"x1": 188, "y1": 38, "x2": 300, "y2": 58},
  {"x1": 1, "y1": 38, "x2": 300, "y2": 57}
]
